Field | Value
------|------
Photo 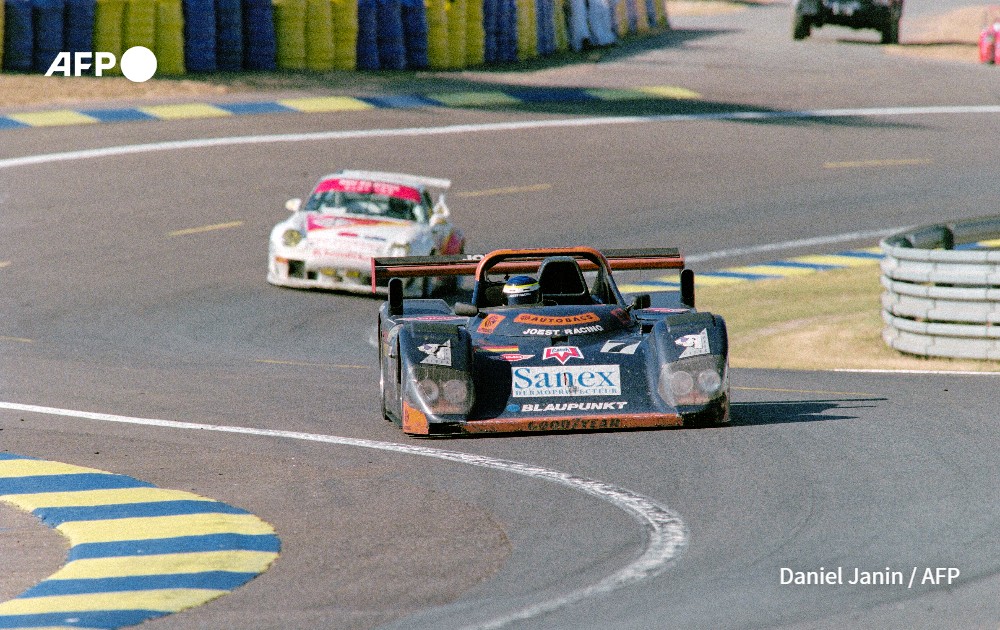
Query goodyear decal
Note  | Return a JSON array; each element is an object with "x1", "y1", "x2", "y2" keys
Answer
[{"x1": 0, "y1": 453, "x2": 279, "y2": 629}]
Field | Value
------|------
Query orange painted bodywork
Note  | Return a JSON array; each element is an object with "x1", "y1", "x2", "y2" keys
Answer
[
  {"x1": 457, "y1": 413, "x2": 683, "y2": 434},
  {"x1": 402, "y1": 402, "x2": 430, "y2": 435}
]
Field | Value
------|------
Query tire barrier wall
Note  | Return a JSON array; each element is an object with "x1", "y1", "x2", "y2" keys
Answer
[
  {"x1": 0, "y1": 0, "x2": 666, "y2": 73},
  {"x1": 881, "y1": 216, "x2": 1000, "y2": 360}
]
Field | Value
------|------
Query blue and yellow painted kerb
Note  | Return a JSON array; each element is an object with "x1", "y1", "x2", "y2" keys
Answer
[
  {"x1": 0, "y1": 85, "x2": 701, "y2": 131},
  {"x1": 619, "y1": 247, "x2": 885, "y2": 293},
  {"x1": 0, "y1": 453, "x2": 279, "y2": 629}
]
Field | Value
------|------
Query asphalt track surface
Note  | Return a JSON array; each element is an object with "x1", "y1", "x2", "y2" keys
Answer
[{"x1": 2, "y1": 1, "x2": 1000, "y2": 628}]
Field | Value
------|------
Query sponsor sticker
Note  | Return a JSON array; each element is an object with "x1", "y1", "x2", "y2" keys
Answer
[
  {"x1": 514, "y1": 401, "x2": 628, "y2": 412},
  {"x1": 419, "y1": 339, "x2": 452, "y2": 366},
  {"x1": 522, "y1": 325, "x2": 604, "y2": 336},
  {"x1": 481, "y1": 344, "x2": 519, "y2": 353},
  {"x1": 601, "y1": 340, "x2": 640, "y2": 355},
  {"x1": 514, "y1": 312, "x2": 600, "y2": 326},
  {"x1": 478, "y1": 314, "x2": 505, "y2": 334},
  {"x1": 511, "y1": 365, "x2": 621, "y2": 397},
  {"x1": 480, "y1": 345, "x2": 533, "y2": 361},
  {"x1": 675, "y1": 328, "x2": 710, "y2": 358},
  {"x1": 542, "y1": 346, "x2": 583, "y2": 364},
  {"x1": 309, "y1": 248, "x2": 373, "y2": 262}
]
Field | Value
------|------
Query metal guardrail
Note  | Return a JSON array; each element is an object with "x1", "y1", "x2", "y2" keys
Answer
[{"x1": 880, "y1": 216, "x2": 1000, "y2": 360}]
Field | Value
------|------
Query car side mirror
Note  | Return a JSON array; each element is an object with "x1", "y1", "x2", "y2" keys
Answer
[
  {"x1": 388, "y1": 278, "x2": 403, "y2": 315},
  {"x1": 629, "y1": 294, "x2": 651, "y2": 311},
  {"x1": 680, "y1": 269, "x2": 695, "y2": 308},
  {"x1": 453, "y1": 302, "x2": 479, "y2": 316},
  {"x1": 285, "y1": 198, "x2": 302, "y2": 213}
]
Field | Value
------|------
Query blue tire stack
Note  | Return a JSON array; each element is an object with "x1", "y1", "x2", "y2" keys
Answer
[
  {"x1": 375, "y1": 0, "x2": 405, "y2": 69},
  {"x1": 241, "y1": 0, "x2": 276, "y2": 69},
  {"x1": 400, "y1": 0, "x2": 427, "y2": 69},
  {"x1": 32, "y1": 0, "x2": 64, "y2": 72},
  {"x1": 214, "y1": 0, "x2": 242, "y2": 70},
  {"x1": 183, "y1": 0, "x2": 217, "y2": 71}
]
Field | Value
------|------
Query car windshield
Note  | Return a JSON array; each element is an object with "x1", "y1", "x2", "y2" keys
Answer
[{"x1": 304, "y1": 191, "x2": 427, "y2": 223}]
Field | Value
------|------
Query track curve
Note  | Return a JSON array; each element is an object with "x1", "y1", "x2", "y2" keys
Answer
[{"x1": 3, "y1": 1, "x2": 1000, "y2": 628}]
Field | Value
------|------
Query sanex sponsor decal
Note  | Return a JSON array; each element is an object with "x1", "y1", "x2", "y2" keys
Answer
[{"x1": 511, "y1": 365, "x2": 621, "y2": 397}]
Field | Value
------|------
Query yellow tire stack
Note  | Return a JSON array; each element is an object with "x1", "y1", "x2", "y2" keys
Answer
[
  {"x1": 516, "y1": 0, "x2": 536, "y2": 60},
  {"x1": 124, "y1": 0, "x2": 156, "y2": 51},
  {"x1": 616, "y1": 0, "x2": 628, "y2": 35},
  {"x1": 93, "y1": 0, "x2": 125, "y2": 74},
  {"x1": 331, "y1": 0, "x2": 357, "y2": 69},
  {"x1": 274, "y1": 0, "x2": 307, "y2": 69},
  {"x1": 553, "y1": 0, "x2": 567, "y2": 50},
  {"x1": 155, "y1": 0, "x2": 185, "y2": 74},
  {"x1": 306, "y1": 0, "x2": 335, "y2": 70},
  {"x1": 652, "y1": 0, "x2": 666, "y2": 27},
  {"x1": 446, "y1": 0, "x2": 466, "y2": 68},
  {"x1": 635, "y1": 0, "x2": 649, "y2": 33},
  {"x1": 465, "y1": 0, "x2": 484, "y2": 65},
  {"x1": 426, "y1": 0, "x2": 449, "y2": 69}
]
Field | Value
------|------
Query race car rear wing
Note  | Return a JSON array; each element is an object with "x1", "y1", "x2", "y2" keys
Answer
[
  {"x1": 336, "y1": 170, "x2": 452, "y2": 191},
  {"x1": 371, "y1": 246, "x2": 686, "y2": 291}
]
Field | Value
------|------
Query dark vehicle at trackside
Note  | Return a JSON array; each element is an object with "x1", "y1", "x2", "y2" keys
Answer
[{"x1": 793, "y1": 0, "x2": 903, "y2": 44}]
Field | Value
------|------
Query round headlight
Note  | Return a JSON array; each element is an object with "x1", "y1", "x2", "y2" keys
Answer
[
  {"x1": 418, "y1": 379, "x2": 440, "y2": 403},
  {"x1": 697, "y1": 370, "x2": 722, "y2": 394},
  {"x1": 442, "y1": 379, "x2": 468, "y2": 405},
  {"x1": 669, "y1": 371, "x2": 694, "y2": 397},
  {"x1": 282, "y1": 229, "x2": 303, "y2": 247}
]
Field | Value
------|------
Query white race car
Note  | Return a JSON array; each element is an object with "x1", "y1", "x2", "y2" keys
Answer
[{"x1": 268, "y1": 170, "x2": 465, "y2": 294}]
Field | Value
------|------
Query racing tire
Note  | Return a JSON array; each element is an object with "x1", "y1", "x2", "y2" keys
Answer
[
  {"x1": 792, "y1": 13, "x2": 810, "y2": 40},
  {"x1": 880, "y1": 17, "x2": 899, "y2": 44},
  {"x1": 378, "y1": 335, "x2": 396, "y2": 423}
]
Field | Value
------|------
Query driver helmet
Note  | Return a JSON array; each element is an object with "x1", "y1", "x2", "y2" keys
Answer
[{"x1": 502, "y1": 275, "x2": 541, "y2": 306}]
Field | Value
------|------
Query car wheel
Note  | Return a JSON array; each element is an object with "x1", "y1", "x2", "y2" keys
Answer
[
  {"x1": 379, "y1": 338, "x2": 396, "y2": 423},
  {"x1": 792, "y1": 13, "x2": 811, "y2": 40},
  {"x1": 880, "y1": 16, "x2": 900, "y2": 44}
]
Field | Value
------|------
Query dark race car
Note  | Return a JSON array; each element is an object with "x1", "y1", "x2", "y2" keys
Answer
[
  {"x1": 373, "y1": 247, "x2": 729, "y2": 436},
  {"x1": 793, "y1": 0, "x2": 903, "y2": 44}
]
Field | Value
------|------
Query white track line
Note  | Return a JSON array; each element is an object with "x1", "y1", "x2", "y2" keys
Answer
[
  {"x1": 1, "y1": 104, "x2": 999, "y2": 173},
  {"x1": 0, "y1": 401, "x2": 686, "y2": 629},
  {"x1": 832, "y1": 369, "x2": 1000, "y2": 376}
]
